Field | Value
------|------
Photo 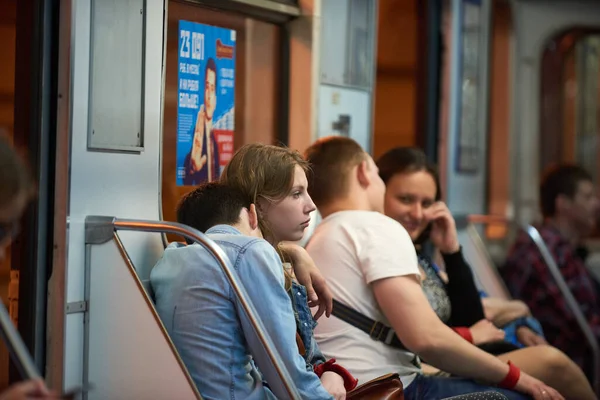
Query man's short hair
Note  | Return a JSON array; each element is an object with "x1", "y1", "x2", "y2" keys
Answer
[
  {"x1": 177, "y1": 182, "x2": 250, "y2": 243},
  {"x1": 304, "y1": 136, "x2": 366, "y2": 208},
  {"x1": 540, "y1": 164, "x2": 593, "y2": 218}
]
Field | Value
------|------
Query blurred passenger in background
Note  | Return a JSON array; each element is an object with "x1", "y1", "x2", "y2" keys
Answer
[
  {"x1": 504, "y1": 164, "x2": 600, "y2": 382},
  {"x1": 376, "y1": 146, "x2": 595, "y2": 399}
]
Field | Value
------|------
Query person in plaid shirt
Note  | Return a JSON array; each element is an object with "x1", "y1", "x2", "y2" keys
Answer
[{"x1": 503, "y1": 165, "x2": 600, "y2": 381}]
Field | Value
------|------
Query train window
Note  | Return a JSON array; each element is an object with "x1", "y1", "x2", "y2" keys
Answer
[
  {"x1": 161, "y1": 1, "x2": 281, "y2": 230},
  {"x1": 540, "y1": 31, "x2": 600, "y2": 181},
  {"x1": 320, "y1": 0, "x2": 376, "y2": 89},
  {"x1": 88, "y1": 0, "x2": 145, "y2": 152},
  {"x1": 540, "y1": 31, "x2": 600, "y2": 239},
  {"x1": 572, "y1": 35, "x2": 600, "y2": 183}
]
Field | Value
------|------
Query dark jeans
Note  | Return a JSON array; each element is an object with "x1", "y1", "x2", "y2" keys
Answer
[{"x1": 404, "y1": 375, "x2": 531, "y2": 400}]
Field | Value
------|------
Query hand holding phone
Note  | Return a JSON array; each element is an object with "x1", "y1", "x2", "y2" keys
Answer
[{"x1": 423, "y1": 201, "x2": 460, "y2": 254}]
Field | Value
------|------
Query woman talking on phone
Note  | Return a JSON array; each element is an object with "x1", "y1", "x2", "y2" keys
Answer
[{"x1": 376, "y1": 146, "x2": 596, "y2": 400}]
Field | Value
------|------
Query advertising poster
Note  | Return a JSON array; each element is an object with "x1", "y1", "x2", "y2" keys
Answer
[{"x1": 176, "y1": 20, "x2": 236, "y2": 186}]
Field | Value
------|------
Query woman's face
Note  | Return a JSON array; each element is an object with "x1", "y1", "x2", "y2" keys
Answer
[
  {"x1": 0, "y1": 192, "x2": 27, "y2": 261},
  {"x1": 259, "y1": 165, "x2": 316, "y2": 243},
  {"x1": 384, "y1": 170, "x2": 437, "y2": 241}
]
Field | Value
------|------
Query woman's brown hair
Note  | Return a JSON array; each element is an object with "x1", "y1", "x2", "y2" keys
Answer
[
  {"x1": 221, "y1": 143, "x2": 309, "y2": 288},
  {"x1": 221, "y1": 143, "x2": 309, "y2": 207},
  {"x1": 376, "y1": 146, "x2": 441, "y2": 201},
  {"x1": 376, "y1": 147, "x2": 441, "y2": 246}
]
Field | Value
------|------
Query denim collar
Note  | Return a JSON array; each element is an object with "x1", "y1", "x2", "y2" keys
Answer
[{"x1": 206, "y1": 224, "x2": 242, "y2": 236}]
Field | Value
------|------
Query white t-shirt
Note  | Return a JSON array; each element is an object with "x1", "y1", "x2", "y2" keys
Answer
[{"x1": 306, "y1": 210, "x2": 422, "y2": 388}]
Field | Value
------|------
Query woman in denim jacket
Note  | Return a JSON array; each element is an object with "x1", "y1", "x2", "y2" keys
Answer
[{"x1": 222, "y1": 143, "x2": 357, "y2": 398}]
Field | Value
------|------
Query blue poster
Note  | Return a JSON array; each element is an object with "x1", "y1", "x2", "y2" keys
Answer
[{"x1": 176, "y1": 20, "x2": 236, "y2": 186}]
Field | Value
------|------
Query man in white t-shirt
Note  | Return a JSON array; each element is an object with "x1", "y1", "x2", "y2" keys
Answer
[{"x1": 303, "y1": 136, "x2": 561, "y2": 400}]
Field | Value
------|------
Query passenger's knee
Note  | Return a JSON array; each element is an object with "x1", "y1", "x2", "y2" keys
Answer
[{"x1": 535, "y1": 345, "x2": 572, "y2": 375}]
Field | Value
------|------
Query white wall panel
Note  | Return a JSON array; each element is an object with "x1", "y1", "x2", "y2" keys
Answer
[
  {"x1": 64, "y1": 0, "x2": 164, "y2": 390},
  {"x1": 317, "y1": 84, "x2": 371, "y2": 152}
]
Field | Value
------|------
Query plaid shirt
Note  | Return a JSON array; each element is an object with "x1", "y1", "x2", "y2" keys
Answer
[{"x1": 502, "y1": 224, "x2": 600, "y2": 374}]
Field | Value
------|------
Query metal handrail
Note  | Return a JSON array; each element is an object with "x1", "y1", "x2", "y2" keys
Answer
[
  {"x1": 525, "y1": 225, "x2": 600, "y2": 393},
  {"x1": 85, "y1": 216, "x2": 301, "y2": 399},
  {"x1": 462, "y1": 215, "x2": 599, "y2": 393},
  {"x1": 466, "y1": 214, "x2": 512, "y2": 224},
  {"x1": 463, "y1": 224, "x2": 512, "y2": 300},
  {"x1": 0, "y1": 299, "x2": 40, "y2": 380}
]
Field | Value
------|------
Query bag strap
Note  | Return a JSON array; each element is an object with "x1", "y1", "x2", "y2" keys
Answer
[{"x1": 331, "y1": 299, "x2": 407, "y2": 350}]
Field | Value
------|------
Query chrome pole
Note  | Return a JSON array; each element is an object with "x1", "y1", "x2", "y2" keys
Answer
[
  {"x1": 460, "y1": 214, "x2": 600, "y2": 392},
  {"x1": 525, "y1": 225, "x2": 600, "y2": 393},
  {"x1": 0, "y1": 299, "x2": 41, "y2": 380}
]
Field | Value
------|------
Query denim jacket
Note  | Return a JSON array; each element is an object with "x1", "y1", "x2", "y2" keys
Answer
[
  {"x1": 289, "y1": 281, "x2": 327, "y2": 370},
  {"x1": 150, "y1": 225, "x2": 333, "y2": 400}
]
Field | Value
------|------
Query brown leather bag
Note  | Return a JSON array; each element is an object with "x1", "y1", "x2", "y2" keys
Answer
[{"x1": 346, "y1": 373, "x2": 404, "y2": 400}]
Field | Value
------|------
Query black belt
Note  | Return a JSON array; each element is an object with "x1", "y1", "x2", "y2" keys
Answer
[{"x1": 332, "y1": 299, "x2": 407, "y2": 350}]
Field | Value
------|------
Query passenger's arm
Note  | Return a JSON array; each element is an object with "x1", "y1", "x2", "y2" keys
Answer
[
  {"x1": 441, "y1": 249, "x2": 486, "y2": 327},
  {"x1": 372, "y1": 275, "x2": 563, "y2": 399},
  {"x1": 319, "y1": 372, "x2": 346, "y2": 400},
  {"x1": 235, "y1": 241, "x2": 335, "y2": 400},
  {"x1": 422, "y1": 203, "x2": 486, "y2": 326},
  {"x1": 516, "y1": 326, "x2": 547, "y2": 346},
  {"x1": 482, "y1": 297, "x2": 530, "y2": 327},
  {"x1": 467, "y1": 319, "x2": 506, "y2": 345},
  {"x1": 0, "y1": 379, "x2": 56, "y2": 400},
  {"x1": 279, "y1": 242, "x2": 333, "y2": 319},
  {"x1": 373, "y1": 275, "x2": 509, "y2": 379}
]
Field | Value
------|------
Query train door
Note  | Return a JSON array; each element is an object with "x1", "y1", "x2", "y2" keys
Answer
[
  {"x1": 48, "y1": 0, "x2": 305, "y2": 393},
  {"x1": 0, "y1": 0, "x2": 60, "y2": 389}
]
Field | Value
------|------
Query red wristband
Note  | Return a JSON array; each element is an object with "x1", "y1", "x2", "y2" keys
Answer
[
  {"x1": 498, "y1": 361, "x2": 520, "y2": 389},
  {"x1": 452, "y1": 327, "x2": 473, "y2": 343},
  {"x1": 314, "y1": 358, "x2": 359, "y2": 391}
]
